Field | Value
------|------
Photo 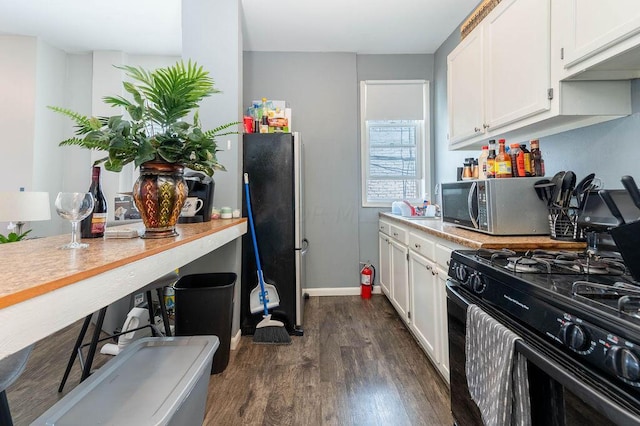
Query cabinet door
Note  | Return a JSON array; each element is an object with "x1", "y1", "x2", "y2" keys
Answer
[
  {"x1": 485, "y1": 0, "x2": 551, "y2": 131},
  {"x1": 447, "y1": 26, "x2": 485, "y2": 145},
  {"x1": 409, "y1": 251, "x2": 439, "y2": 364},
  {"x1": 390, "y1": 239, "x2": 410, "y2": 323},
  {"x1": 378, "y1": 232, "x2": 391, "y2": 297},
  {"x1": 436, "y1": 266, "x2": 451, "y2": 384},
  {"x1": 563, "y1": 0, "x2": 640, "y2": 70}
]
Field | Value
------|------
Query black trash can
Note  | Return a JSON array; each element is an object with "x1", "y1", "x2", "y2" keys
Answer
[{"x1": 174, "y1": 272, "x2": 236, "y2": 374}]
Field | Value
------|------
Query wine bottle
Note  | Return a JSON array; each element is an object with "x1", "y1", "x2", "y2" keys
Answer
[{"x1": 81, "y1": 166, "x2": 108, "y2": 238}]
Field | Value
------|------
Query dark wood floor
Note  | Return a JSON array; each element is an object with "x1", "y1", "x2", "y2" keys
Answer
[{"x1": 8, "y1": 295, "x2": 451, "y2": 425}]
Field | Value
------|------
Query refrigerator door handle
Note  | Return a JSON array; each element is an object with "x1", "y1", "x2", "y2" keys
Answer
[{"x1": 295, "y1": 238, "x2": 309, "y2": 255}]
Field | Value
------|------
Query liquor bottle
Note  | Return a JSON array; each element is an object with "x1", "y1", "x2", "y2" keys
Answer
[
  {"x1": 530, "y1": 139, "x2": 545, "y2": 177},
  {"x1": 478, "y1": 145, "x2": 489, "y2": 179},
  {"x1": 81, "y1": 166, "x2": 108, "y2": 238},
  {"x1": 486, "y1": 140, "x2": 497, "y2": 178},
  {"x1": 509, "y1": 143, "x2": 521, "y2": 177},
  {"x1": 519, "y1": 144, "x2": 532, "y2": 176},
  {"x1": 495, "y1": 139, "x2": 512, "y2": 178}
]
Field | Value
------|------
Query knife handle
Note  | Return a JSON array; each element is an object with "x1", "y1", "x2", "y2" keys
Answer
[
  {"x1": 598, "y1": 190, "x2": 625, "y2": 226},
  {"x1": 621, "y1": 175, "x2": 640, "y2": 210}
]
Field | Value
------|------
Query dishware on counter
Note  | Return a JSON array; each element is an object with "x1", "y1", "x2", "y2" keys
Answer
[
  {"x1": 54, "y1": 192, "x2": 94, "y2": 249},
  {"x1": 220, "y1": 207, "x2": 232, "y2": 219},
  {"x1": 180, "y1": 197, "x2": 204, "y2": 217}
]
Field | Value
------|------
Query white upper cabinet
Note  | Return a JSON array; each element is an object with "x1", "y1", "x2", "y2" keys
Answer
[
  {"x1": 484, "y1": 0, "x2": 551, "y2": 131},
  {"x1": 448, "y1": 0, "x2": 550, "y2": 145},
  {"x1": 559, "y1": 0, "x2": 640, "y2": 80},
  {"x1": 447, "y1": 0, "x2": 633, "y2": 150},
  {"x1": 447, "y1": 27, "x2": 485, "y2": 144}
]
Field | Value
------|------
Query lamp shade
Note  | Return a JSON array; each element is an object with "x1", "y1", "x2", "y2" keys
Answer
[{"x1": 0, "y1": 191, "x2": 51, "y2": 222}]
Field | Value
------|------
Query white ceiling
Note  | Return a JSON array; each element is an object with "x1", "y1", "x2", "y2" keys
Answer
[{"x1": 0, "y1": 0, "x2": 477, "y2": 55}]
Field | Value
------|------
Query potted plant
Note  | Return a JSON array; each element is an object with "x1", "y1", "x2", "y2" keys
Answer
[{"x1": 50, "y1": 60, "x2": 238, "y2": 238}]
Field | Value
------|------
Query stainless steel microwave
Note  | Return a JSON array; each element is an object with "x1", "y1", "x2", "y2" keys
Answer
[{"x1": 440, "y1": 178, "x2": 549, "y2": 235}]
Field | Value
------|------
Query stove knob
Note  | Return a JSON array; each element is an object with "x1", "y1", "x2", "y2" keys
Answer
[
  {"x1": 560, "y1": 323, "x2": 590, "y2": 352},
  {"x1": 605, "y1": 347, "x2": 640, "y2": 382},
  {"x1": 469, "y1": 273, "x2": 486, "y2": 294},
  {"x1": 455, "y1": 264, "x2": 468, "y2": 283}
]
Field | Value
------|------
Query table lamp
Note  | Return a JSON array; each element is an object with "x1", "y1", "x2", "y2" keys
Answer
[{"x1": 0, "y1": 191, "x2": 51, "y2": 236}]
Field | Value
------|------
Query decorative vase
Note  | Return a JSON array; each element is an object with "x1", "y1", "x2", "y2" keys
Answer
[{"x1": 132, "y1": 161, "x2": 188, "y2": 239}]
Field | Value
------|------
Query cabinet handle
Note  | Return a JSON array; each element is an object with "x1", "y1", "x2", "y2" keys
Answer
[
  {"x1": 414, "y1": 243, "x2": 421, "y2": 249},
  {"x1": 393, "y1": 232, "x2": 398, "y2": 237},
  {"x1": 483, "y1": 123, "x2": 490, "y2": 129},
  {"x1": 426, "y1": 265, "x2": 431, "y2": 270},
  {"x1": 474, "y1": 127, "x2": 481, "y2": 132},
  {"x1": 432, "y1": 269, "x2": 436, "y2": 276}
]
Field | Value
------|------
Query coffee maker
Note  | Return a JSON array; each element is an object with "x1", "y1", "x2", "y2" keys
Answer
[{"x1": 178, "y1": 172, "x2": 215, "y2": 223}]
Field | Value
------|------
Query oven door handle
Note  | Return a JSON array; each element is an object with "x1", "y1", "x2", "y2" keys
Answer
[
  {"x1": 516, "y1": 331, "x2": 639, "y2": 425},
  {"x1": 467, "y1": 181, "x2": 479, "y2": 229}
]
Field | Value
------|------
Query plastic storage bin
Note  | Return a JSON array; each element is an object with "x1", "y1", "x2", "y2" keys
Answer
[
  {"x1": 31, "y1": 336, "x2": 219, "y2": 426},
  {"x1": 174, "y1": 272, "x2": 236, "y2": 374}
]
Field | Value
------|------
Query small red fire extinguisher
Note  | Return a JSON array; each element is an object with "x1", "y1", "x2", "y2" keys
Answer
[{"x1": 360, "y1": 263, "x2": 375, "y2": 299}]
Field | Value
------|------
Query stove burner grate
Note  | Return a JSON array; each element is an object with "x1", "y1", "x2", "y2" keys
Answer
[
  {"x1": 475, "y1": 248, "x2": 629, "y2": 276},
  {"x1": 504, "y1": 256, "x2": 552, "y2": 273},
  {"x1": 572, "y1": 281, "x2": 640, "y2": 317}
]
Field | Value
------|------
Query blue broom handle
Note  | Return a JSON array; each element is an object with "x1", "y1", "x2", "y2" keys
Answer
[{"x1": 244, "y1": 173, "x2": 269, "y2": 316}]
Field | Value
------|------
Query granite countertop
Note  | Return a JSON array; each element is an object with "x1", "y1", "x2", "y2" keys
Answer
[{"x1": 380, "y1": 212, "x2": 586, "y2": 250}]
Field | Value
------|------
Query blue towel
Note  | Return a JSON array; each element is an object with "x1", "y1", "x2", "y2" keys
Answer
[{"x1": 466, "y1": 304, "x2": 531, "y2": 426}]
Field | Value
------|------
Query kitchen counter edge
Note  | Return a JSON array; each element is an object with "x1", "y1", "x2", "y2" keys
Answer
[{"x1": 379, "y1": 213, "x2": 585, "y2": 250}]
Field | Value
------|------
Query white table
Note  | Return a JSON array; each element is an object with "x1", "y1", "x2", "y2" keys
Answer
[{"x1": 0, "y1": 219, "x2": 247, "y2": 359}]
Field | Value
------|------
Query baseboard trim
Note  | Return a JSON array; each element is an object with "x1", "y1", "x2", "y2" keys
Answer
[
  {"x1": 230, "y1": 328, "x2": 242, "y2": 350},
  {"x1": 303, "y1": 285, "x2": 382, "y2": 297}
]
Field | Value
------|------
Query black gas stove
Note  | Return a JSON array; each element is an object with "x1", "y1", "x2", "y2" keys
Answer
[{"x1": 448, "y1": 248, "x2": 640, "y2": 391}]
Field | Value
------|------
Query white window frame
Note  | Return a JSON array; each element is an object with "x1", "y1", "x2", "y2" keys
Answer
[{"x1": 360, "y1": 80, "x2": 430, "y2": 207}]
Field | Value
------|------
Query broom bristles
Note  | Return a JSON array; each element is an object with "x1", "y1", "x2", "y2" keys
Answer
[{"x1": 253, "y1": 315, "x2": 291, "y2": 345}]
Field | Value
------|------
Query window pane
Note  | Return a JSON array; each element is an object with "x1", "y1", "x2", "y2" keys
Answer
[
  {"x1": 367, "y1": 179, "x2": 419, "y2": 201},
  {"x1": 370, "y1": 146, "x2": 417, "y2": 178},
  {"x1": 369, "y1": 123, "x2": 416, "y2": 147}
]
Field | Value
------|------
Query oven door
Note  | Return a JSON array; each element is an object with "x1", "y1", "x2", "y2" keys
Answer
[{"x1": 447, "y1": 280, "x2": 640, "y2": 426}]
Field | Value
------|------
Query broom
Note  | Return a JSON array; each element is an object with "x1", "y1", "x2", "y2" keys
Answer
[{"x1": 244, "y1": 173, "x2": 291, "y2": 345}]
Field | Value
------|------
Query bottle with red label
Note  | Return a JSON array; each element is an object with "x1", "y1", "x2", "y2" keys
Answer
[{"x1": 81, "y1": 166, "x2": 108, "y2": 238}]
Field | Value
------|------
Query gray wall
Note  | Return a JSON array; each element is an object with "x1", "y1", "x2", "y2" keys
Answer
[
  {"x1": 356, "y1": 54, "x2": 435, "y2": 281},
  {"x1": 540, "y1": 80, "x2": 640, "y2": 188},
  {"x1": 243, "y1": 52, "x2": 359, "y2": 288},
  {"x1": 243, "y1": 53, "x2": 436, "y2": 288}
]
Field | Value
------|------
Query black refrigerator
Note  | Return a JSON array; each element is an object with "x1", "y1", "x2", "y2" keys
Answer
[{"x1": 241, "y1": 132, "x2": 306, "y2": 336}]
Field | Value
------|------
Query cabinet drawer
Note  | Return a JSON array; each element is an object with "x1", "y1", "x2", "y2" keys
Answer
[
  {"x1": 409, "y1": 232, "x2": 435, "y2": 259},
  {"x1": 435, "y1": 242, "x2": 462, "y2": 270},
  {"x1": 389, "y1": 224, "x2": 408, "y2": 245},
  {"x1": 379, "y1": 220, "x2": 391, "y2": 236}
]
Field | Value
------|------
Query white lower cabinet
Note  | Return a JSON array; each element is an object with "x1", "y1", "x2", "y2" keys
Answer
[
  {"x1": 378, "y1": 218, "x2": 462, "y2": 385},
  {"x1": 390, "y1": 239, "x2": 410, "y2": 323},
  {"x1": 409, "y1": 250, "x2": 439, "y2": 364},
  {"x1": 378, "y1": 232, "x2": 391, "y2": 296},
  {"x1": 435, "y1": 265, "x2": 451, "y2": 382}
]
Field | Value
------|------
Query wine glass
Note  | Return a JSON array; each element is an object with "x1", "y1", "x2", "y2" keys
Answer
[{"x1": 55, "y1": 192, "x2": 94, "y2": 249}]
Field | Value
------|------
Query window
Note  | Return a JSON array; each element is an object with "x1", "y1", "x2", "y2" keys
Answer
[{"x1": 360, "y1": 80, "x2": 430, "y2": 207}]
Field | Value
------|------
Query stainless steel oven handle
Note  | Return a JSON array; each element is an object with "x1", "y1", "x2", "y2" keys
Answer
[{"x1": 468, "y1": 181, "x2": 478, "y2": 229}]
